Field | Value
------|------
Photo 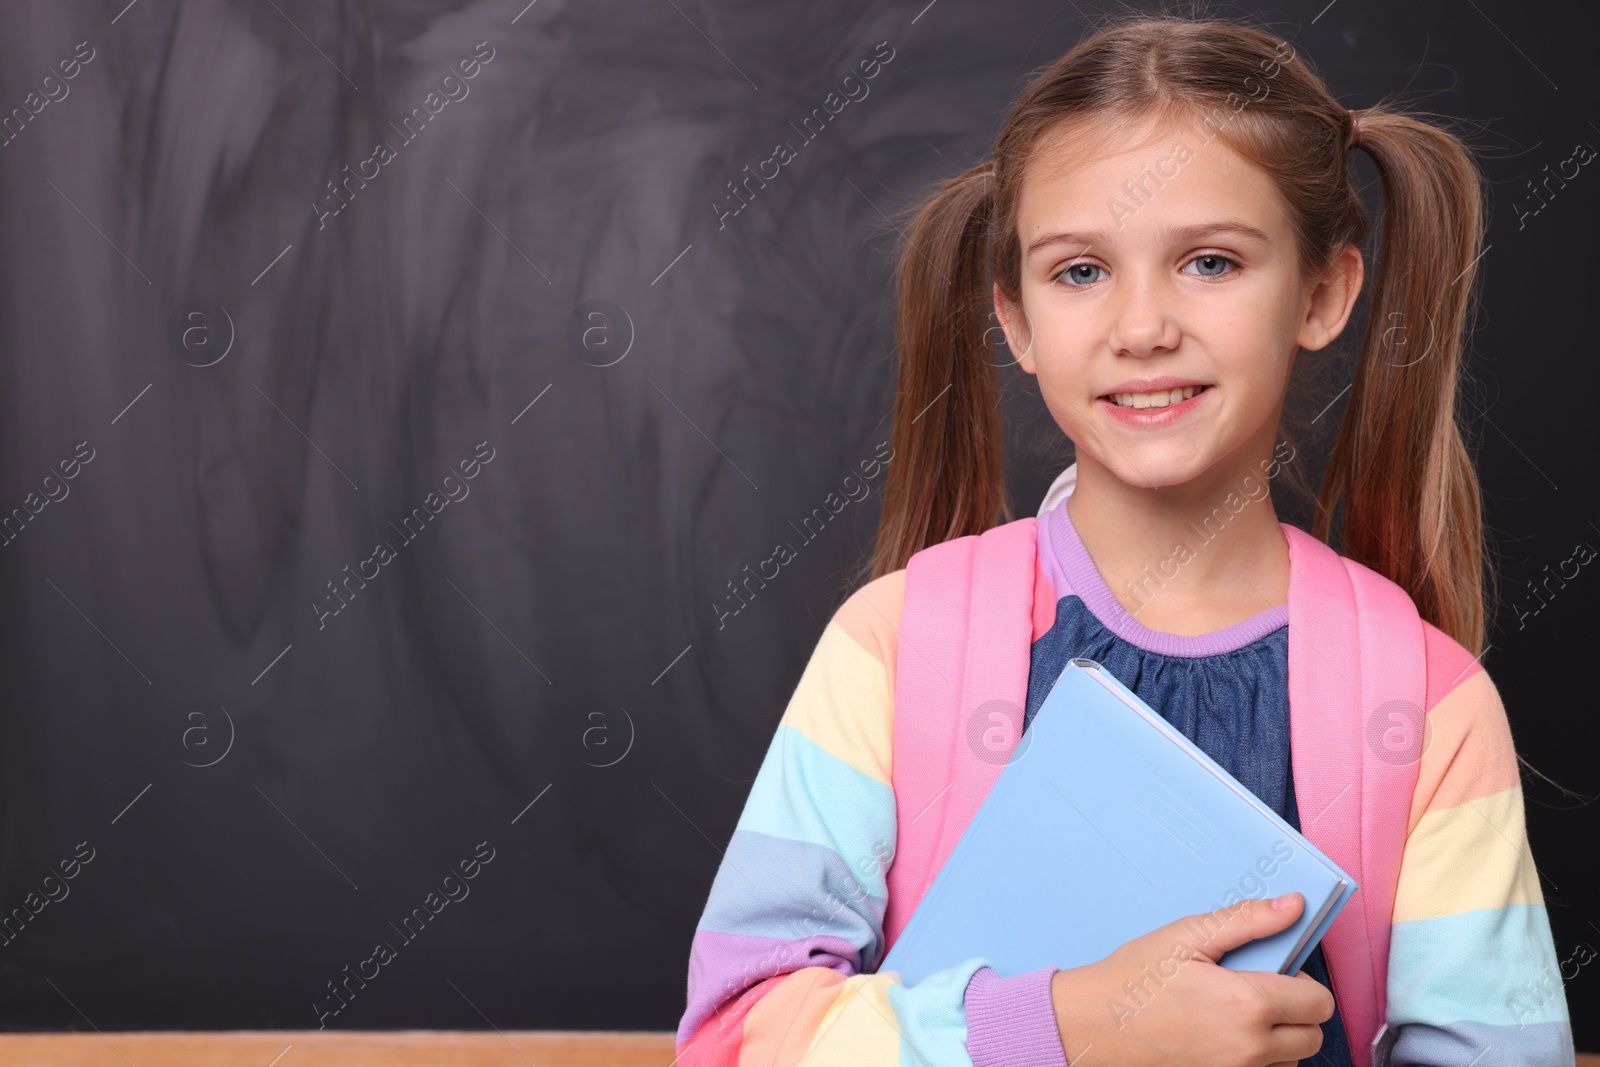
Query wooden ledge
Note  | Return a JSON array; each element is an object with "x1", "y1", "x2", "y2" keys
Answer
[
  {"x1": 0, "y1": 1031, "x2": 1592, "y2": 1065},
  {"x1": 0, "y1": 1031, "x2": 680, "y2": 1066}
]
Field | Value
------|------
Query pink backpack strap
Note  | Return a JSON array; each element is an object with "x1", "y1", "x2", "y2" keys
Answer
[
  {"x1": 1281, "y1": 522, "x2": 1425, "y2": 1067},
  {"x1": 882, "y1": 517, "x2": 1039, "y2": 954}
]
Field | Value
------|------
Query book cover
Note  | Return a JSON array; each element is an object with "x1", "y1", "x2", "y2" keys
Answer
[{"x1": 876, "y1": 657, "x2": 1356, "y2": 986}]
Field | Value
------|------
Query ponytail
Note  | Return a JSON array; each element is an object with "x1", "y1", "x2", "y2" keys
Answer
[
  {"x1": 1315, "y1": 106, "x2": 1493, "y2": 656},
  {"x1": 867, "y1": 162, "x2": 1011, "y2": 581}
]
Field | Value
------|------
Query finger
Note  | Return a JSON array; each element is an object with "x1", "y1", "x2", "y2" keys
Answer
[
  {"x1": 1181, "y1": 894, "x2": 1304, "y2": 962},
  {"x1": 1244, "y1": 972, "x2": 1336, "y2": 1024},
  {"x1": 1289, "y1": 971, "x2": 1337, "y2": 1023},
  {"x1": 1266, "y1": 1021, "x2": 1324, "y2": 1063}
]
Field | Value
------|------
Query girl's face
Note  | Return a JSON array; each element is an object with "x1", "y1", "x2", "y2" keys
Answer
[{"x1": 995, "y1": 114, "x2": 1362, "y2": 496}]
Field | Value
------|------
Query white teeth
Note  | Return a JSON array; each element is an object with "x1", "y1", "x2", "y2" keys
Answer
[{"x1": 1111, "y1": 385, "x2": 1202, "y2": 409}]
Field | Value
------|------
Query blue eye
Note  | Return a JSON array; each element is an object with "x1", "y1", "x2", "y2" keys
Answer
[
  {"x1": 1056, "y1": 263, "x2": 1106, "y2": 287},
  {"x1": 1183, "y1": 253, "x2": 1237, "y2": 278}
]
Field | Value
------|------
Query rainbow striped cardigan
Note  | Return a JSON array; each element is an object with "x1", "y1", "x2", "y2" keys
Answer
[{"x1": 677, "y1": 516, "x2": 1574, "y2": 1066}]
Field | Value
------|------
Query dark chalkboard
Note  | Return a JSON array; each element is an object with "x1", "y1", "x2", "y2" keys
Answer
[{"x1": 0, "y1": 0, "x2": 1593, "y2": 1044}]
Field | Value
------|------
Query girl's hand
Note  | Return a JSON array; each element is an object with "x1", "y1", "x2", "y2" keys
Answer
[{"x1": 1048, "y1": 892, "x2": 1334, "y2": 1067}]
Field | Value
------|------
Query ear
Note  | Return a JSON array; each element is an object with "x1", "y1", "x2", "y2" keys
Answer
[
  {"x1": 992, "y1": 282, "x2": 1036, "y2": 374},
  {"x1": 1298, "y1": 243, "x2": 1364, "y2": 351}
]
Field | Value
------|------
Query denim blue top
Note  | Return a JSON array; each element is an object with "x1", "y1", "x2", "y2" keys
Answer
[{"x1": 1026, "y1": 497, "x2": 1353, "y2": 1067}]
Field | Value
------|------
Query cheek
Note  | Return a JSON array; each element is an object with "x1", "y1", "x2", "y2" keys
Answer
[
  {"x1": 1031, "y1": 365, "x2": 1095, "y2": 439},
  {"x1": 1028, "y1": 325, "x2": 1088, "y2": 386}
]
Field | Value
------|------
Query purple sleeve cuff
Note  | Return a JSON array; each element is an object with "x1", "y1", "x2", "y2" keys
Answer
[{"x1": 963, "y1": 964, "x2": 1069, "y2": 1067}]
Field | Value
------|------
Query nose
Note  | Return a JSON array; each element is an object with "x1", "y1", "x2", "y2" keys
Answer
[{"x1": 1106, "y1": 270, "x2": 1180, "y2": 357}]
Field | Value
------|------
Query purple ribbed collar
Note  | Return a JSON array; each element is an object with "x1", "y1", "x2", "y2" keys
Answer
[{"x1": 1039, "y1": 496, "x2": 1288, "y2": 658}]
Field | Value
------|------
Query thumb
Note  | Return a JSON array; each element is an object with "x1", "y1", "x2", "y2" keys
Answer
[{"x1": 1176, "y1": 892, "x2": 1304, "y2": 963}]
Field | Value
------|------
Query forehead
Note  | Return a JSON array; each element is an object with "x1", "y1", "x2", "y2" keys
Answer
[{"x1": 1016, "y1": 113, "x2": 1294, "y2": 246}]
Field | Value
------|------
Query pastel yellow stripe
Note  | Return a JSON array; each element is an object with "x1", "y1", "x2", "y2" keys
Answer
[
  {"x1": 800, "y1": 973, "x2": 905, "y2": 1063},
  {"x1": 777, "y1": 620, "x2": 894, "y2": 786},
  {"x1": 1393, "y1": 784, "x2": 1545, "y2": 922},
  {"x1": 1407, "y1": 670, "x2": 1522, "y2": 833}
]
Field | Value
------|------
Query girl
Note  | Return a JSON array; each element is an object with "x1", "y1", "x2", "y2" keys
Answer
[{"x1": 676, "y1": 14, "x2": 1574, "y2": 1067}]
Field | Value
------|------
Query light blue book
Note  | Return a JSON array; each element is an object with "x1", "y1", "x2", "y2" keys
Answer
[{"x1": 877, "y1": 658, "x2": 1356, "y2": 985}]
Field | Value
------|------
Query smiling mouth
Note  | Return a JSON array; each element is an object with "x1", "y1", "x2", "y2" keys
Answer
[{"x1": 1099, "y1": 384, "x2": 1211, "y2": 410}]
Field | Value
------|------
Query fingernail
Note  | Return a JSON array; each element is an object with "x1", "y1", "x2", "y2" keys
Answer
[{"x1": 1271, "y1": 892, "x2": 1297, "y2": 910}]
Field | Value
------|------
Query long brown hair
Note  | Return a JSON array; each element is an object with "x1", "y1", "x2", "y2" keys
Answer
[{"x1": 867, "y1": 13, "x2": 1493, "y2": 656}]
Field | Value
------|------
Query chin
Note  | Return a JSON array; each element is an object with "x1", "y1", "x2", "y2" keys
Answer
[{"x1": 1109, "y1": 456, "x2": 1205, "y2": 491}]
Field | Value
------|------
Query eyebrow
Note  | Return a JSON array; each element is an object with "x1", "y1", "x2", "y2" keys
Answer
[{"x1": 1025, "y1": 219, "x2": 1273, "y2": 259}]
